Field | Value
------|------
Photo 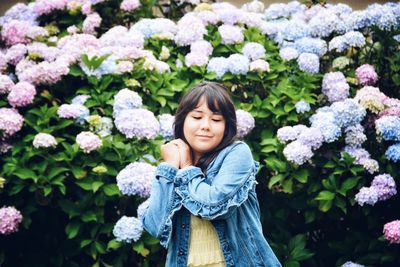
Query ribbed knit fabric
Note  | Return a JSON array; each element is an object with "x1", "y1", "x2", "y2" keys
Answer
[{"x1": 187, "y1": 215, "x2": 226, "y2": 267}]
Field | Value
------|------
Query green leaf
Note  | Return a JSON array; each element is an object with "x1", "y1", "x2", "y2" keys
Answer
[
  {"x1": 103, "y1": 184, "x2": 120, "y2": 197},
  {"x1": 82, "y1": 211, "x2": 97, "y2": 222},
  {"x1": 80, "y1": 239, "x2": 92, "y2": 248},
  {"x1": 65, "y1": 221, "x2": 80, "y2": 239},
  {"x1": 14, "y1": 169, "x2": 38, "y2": 182},
  {"x1": 284, "y1": 260, "x2": 300, "y2": 267},
  {"x1": 92, "y1": 181, "x2": 104, "y2": 193},
  {"x1": 95, "y1": 241, "x2": 106, "y2": 254},
  {"x1": 268, "y1": 174, "x2": 284, "y2": 188},
  {"x1": 315, "y1": 191, "x2": 335, "y2": 201},
  {"x1": 293, "y1": 169, "x2": 309, "y2": 183},
  {"x1": 107, "y1": 239, "x2": 122, "y2": 251}
]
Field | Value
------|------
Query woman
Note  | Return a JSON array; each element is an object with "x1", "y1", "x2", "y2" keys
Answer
[{"x1": 142, "y1": 82, "x2": 282, "y2": 267}]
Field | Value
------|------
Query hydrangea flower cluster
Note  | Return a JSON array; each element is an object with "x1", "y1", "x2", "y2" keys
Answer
[
  {"x1": 185, "y1": 40, "x2": 213, "y2": 67},
  {"x1": 120, "y1": 0, "x2": 141, "y2": 12},
  {"x1": 32, "y1": 133, "x2": 57, "y2": 148},
  {"x1": 76, "y1": 131, "x2": 102, "y2": 153},
  {"x1": 0, "y1": 206, "x2": 23, "y2": 234},
  {"x1": 7, "y1": 81, "x2": 36, "y2": 108},
  {"x1": 116, "y1": 162, "x2": 155, "y2": 197},
  {"x1": 159, "y1": 114, "x2": 175, "y2": 141},
  {"x1": 383, "y1": 220, "x2": 400, "y2": 244},
  {"x1": 322, "y1": 72, "x2": 350, "y2": 103},
  {"x1": 0, "y1": 108, "x2": 24, "y2": 137},
  {"x1": 354, "y1": 86, "x2": 386, "y2": 114},
  {"x1": 236, "y1": 110, "x2": 255, "y2": 138},
  {"x1": 355, "y1": 64, "x2": 378, "y2": 86},
  {"x1": 342, "y1": 145, "x2": 379, "y2": 174},
  {"x1": 355, "y1": 173, "x2": 396, "y2": 206},
  {"x1": 342, "y1": 262, "x2": 365, "y2": 267},
  {"x1": 297, "y1": 53, "x2": 319, "y2": 74},
  {"x1": 207, "y1": 53, "x2": 250, "y2": 78},
  {"x1": 295, "y1": 100, "x2": 311, "y2": 114},
  {"x1": 57, "y1": 95, "x2": 90, "y2": 124},
  {"x1": 113, "y1": 216, "x2": 143, "y2": 243}
]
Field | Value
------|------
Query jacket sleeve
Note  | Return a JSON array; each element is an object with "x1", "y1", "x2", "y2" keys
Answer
[
  {"x1": 141, "y1": 163, "x2": 182, "y2": 248},
  {"x1": 174, "y1": 142, "x2": 259, "y2": 220}
]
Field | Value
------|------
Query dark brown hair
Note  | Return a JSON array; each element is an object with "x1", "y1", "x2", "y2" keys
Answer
[{"x1": 174, "y1": 82, "x2": 237, "y2": 172}]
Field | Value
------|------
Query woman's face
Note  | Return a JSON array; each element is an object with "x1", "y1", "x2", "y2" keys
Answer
[{"x1": 183, "y1": 96, "x2": 226, "y2": 162}]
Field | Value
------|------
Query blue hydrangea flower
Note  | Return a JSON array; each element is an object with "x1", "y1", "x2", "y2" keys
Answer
[
  {"x1": 264, "y1": 3, "x2": 290, "y2": 20},
  {"x1": 343, "y1": 31, "x2": 365, "y2": 48},
  {"x1": 114, "y1": 109, "x2": 160, "y2": 139},
  {"x1": 116, "y1": 162, "x2": 156, "y2": 197},
  {"x1": 0, "y1": 3, "x2": 37, "y2": 26},
  {"x1": 207, "y1": 57, "x2": 229, "y2": 79},
  {"x1": 137, "y1": 199, "x2": 150, "y2": 221},
  {"x1": 228, "y1": 54, "x2": 249, "y2": 75},
  {"x1": 71, "y1": 95, "x2": 90, "y2": 105},
  {"x1": 346, "y1": 10, "x2": 369, "y2": 30},
  {"x1": 330, "y1": 99, "x2": 366, "y2": 128},
  {"x1": 375, "y1": 116, "x2": 400, "y2": 141},
  {"x1": 295, "y1": 100, "x2": 311, "y2": 113},
  {"x1": 386, "y1": 143, "x2": 400, "y2": 162},
  {"x1": 113, "y1": 216, "x2": 143, "y2": 243},
  {"x1": 394, "y1": 35, "x2": 400, "y2": 42},
  {"x1": 342, "y1": 261, "x2": 365, "y2": 267},
  {"x1": 297, "y1": 53, "x2": 319, "y2": 74},
  {"x1": 132, "y1": 18, "x2": 177, "y2": 38},
  {"x1": 371, "y1": 173, "x2": 397, "y2": 201},
  {"x1": 242, "y1": 42, "x2": 265, "y2": 61},
  {"x1": 297, "y1": 127, "x2": 323, "y2": 150},
  {"x1": 281, "y1": 20, "x2": 310, "y2": 41},
  {"x1": 283, "y1": 140, "x2": 313, "y2": 165},
  {"x1": 159, "y1": 114, "x2": 175, "y2": 141},
  {"x1": 308, "y1": 10, "x2": 340, "y2": 38},
  {"x1": 113, "y1": 88, "x2": 143, "y2": 117},
  {"x1": 277, "y1": 126, "x2": 299, "y2": 143},
  {"x1": 344, "y1": 124, "x2": 367, "y2": 146},
  {"x1": 279, "y1": 47, "x2": 299, "y2": 60},
  {"x1": 293, "y1": 37, "x2": 327, "y2": 57},
  {"x1": 329, "y1": 36, "x2": 348, "y2": 52},
  {"x1": 355, "y1": 187, "x2": 379, "y2": 206},
  {"x1": 310, "y1": 111, "x2": 342, "y2": 143}
]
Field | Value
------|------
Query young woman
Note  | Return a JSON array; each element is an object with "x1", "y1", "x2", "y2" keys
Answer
[{"x1": 142, "y1": 82, "x2": 282, "y2": 267}]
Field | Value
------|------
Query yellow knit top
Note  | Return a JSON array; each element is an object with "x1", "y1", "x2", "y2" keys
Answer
[{"x1": 187, "y1": 215, "x2": 226, "y2": 267}]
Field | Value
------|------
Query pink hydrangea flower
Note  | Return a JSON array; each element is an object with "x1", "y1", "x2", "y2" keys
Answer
[
  {"x1": 383, "y1": 220, "x2": 400, "y2": 244},
  {"x1": 0, "y1": 75, "x2": 15, "y2": 94},
  {"x1": 356, "y1": 64, "x2": 378, "y2": 86},
  {"x1": 120, "y1": 0, "x2": 141, "y2": 12},
  {"x1": 0, "y1": 206, "x2": 23, "y2": 234},
  {"x1": 7, "y1": 81, "x2": 36, "y2": 107},
  {"x1": 33, "y1": 133, "x2": 57, "y2": 148},
  {"x1": 250, "y1": 59, "x2": 270, "y2": 72},
  {"x1": 82, "y1": 12, "x2": 102, "y2": 35},
  {"x1": 76, "y1": 131, "x2": 102, "y2": 153},
  {"x1": 5, "y1": 44, "x2": 27, "y2": 65},
  {"x1": 236, "y1": 109, "x2": 255, "y2": 138},
  {"x1": 1, "y1": 20, "x2": 30, "y2": 46},
  {"x1": 0, "y1": 108, "x2": 24, "y2": 137}
]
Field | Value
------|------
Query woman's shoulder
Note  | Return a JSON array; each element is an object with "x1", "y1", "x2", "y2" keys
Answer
[{"x1": 223, "y1": 140, "x2": 252, "y2": 155}]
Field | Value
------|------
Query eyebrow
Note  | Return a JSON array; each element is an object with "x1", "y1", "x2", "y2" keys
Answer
[{"x1": 192, "y1": 109, "x2": 222, "y2": 115}]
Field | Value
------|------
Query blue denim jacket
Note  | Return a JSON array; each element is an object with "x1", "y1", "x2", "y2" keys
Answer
[{"x1": 142, "y1": 141, "x2": 282, "y2": 267}]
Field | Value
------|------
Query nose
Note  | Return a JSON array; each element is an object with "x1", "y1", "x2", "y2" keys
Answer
[{"x1": 200, "y1": 118, "x2": 210, "y2": 130}]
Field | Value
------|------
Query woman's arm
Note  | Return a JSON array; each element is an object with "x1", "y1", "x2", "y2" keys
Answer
[{"x1": 174, "y1": 142, "x2": 258, "y2": 220}]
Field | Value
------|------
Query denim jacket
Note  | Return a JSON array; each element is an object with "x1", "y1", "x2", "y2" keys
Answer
[{"x1": 142, "y1": 141, "x2": 282, "y2": 267}]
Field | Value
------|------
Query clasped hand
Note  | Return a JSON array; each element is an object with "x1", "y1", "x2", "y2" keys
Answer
[{"x1": 161, "y1": 139, "x2": 193, "y2": 169}]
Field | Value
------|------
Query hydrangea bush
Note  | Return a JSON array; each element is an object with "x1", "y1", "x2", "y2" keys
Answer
[{"x1": 0, "y1": 0, "x2": 399, "y2": 266}]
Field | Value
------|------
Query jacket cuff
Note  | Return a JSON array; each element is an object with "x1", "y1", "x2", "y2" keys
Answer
[
  {"x1": 175, "y1": 166, "x2": 203, "y2": 185},
  {"x1": 155, "y1": 163, "x2": 178, "y2": 182}
]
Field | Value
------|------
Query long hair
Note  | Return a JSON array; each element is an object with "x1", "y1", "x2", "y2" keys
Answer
[{"x1": 174, "y1": 82, "x2": 237, "y2": 172}]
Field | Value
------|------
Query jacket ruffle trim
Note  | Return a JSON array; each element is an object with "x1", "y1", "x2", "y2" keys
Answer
[
  {"x1": 175, "y1": 171, "x2": 257, "y2": 220},
  {"x1": 159, "y1": 193, "x2": 183, "y2": 248}
]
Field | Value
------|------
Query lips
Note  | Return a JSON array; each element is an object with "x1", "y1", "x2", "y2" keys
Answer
[{"x1": 197, "y1": 135, "x2": 213, "y2": 138}]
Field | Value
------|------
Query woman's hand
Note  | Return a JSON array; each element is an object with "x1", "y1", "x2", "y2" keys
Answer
[
  {"x1": 160, "y1": 142, "x2": 180, "y2": 169},
  {"x1": 170, "y1": 139, "x2": 193, "y2": 169}
]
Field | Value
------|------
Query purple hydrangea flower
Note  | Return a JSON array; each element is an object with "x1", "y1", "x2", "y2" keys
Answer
[
  {"x1": 159, "y1": 114, "x2": 175, "y2": 141},
  {"x1": 344, "y1": 124, "x2": 367, "y2": 146},
  {"x1": 236, "y1": 109, "x2": 255, "y2": 138},
  {"x1": 371, "y1": 173, "x2": 397, "y2": 201},
  {"x1": 322, "y1": 72, "x2": 349, "y2": 103},
  {"x1": 355, "y1": 186, "x2": 379, "y2": 206},
  {"x1": 116, "y1": 162, "x2": 155, "y2": 197},
  {"x1": 242, "y1": 42, "x2": 265, "y2": 61},
  {"x1": 228, "y1": 54, "x2": 249, "y2": 75},
  {"x1": 356, "y1": 64, "x2": 378, "y2": 86},
  {"x1": 120, "y1": 0, "x2": 140, "y2": 12},
  {"x1": 113, "y1": 88, "x2": 142, "y2": 117},
  {"x1": 295, "y1": 100, "x2": 311, "y2": 113},
  {"x1": 0, "y1": 75, "x2": 15, "y2": 94},
  {"x1": 0, "y1": 206, "x2": 23, "y2": 234},
  {"x1": 283, "y1": 140, "x2": 313, "y2": 165},
  {"x1": 297, "y1": 127, "x2": 323, "y2": 150},
  {"x1": 113, "y1": 216, "x2": 143, "y2": 243},
  {"x1": 279, "y1": 47, "x2": 299, "y2": 61},
  {"x1": 114, "y1": 109, "x2": 160, "y2": 139},
  {"x1": 297, "y1": 53, "x2": 319, "y2": 74}
]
